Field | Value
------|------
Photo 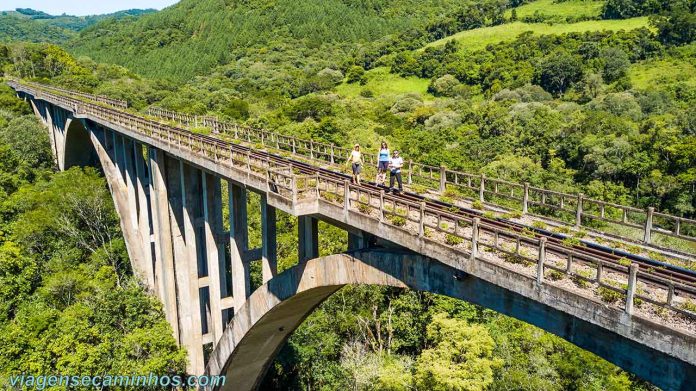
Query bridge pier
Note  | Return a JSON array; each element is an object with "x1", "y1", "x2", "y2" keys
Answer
[
  {"x1": 298, "y1": 216, "x2": 318, "y2": 263},
  {"x1": 148, "y1": 147, "x2": 180, "y2": 342},
  {"x1": 261, "y1": 195, "x2": 277, "y2": 284},
  {"x1": 229, "y1": 182, "x2": 250, "y2": 314},
  {"x1": 202, "y1": 173, "x2": 226, "y2": 342}
]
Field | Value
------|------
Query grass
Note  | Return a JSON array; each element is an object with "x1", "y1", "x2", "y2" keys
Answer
[
  {"x1": 426, "y1": 17, "x2": 650, "y2": 52},
  {"x1": 336, "y1": 67, "x2": 432, "y2": 99},
  {"x1": 629, "y1": 58, "x2": 696, "y2": 90},
  {"x1": 505, "y1": 0, "x2": 605, "y2": 21}
]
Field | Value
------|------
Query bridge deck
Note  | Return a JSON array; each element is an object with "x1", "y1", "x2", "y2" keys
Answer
[{"x1": 8, "y1": 79, "x2": 696, "y2": 370}]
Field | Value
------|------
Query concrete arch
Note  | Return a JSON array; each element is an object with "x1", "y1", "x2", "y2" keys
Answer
[
  {"x1": 63, "y1": 118, "x2": 100, "y2": 170},
  {"x1": 206, "y1": 250, "x2": 695, "y2": 391}
]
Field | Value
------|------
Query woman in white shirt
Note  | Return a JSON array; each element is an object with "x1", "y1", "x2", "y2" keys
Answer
[{"x1": 346, "y1": 144, "x2": 364, "y2": 185}]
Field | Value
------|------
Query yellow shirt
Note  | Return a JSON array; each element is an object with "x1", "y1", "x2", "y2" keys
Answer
[{"x1": 350, "y1": 150, "x2": 362, "y2": 164}]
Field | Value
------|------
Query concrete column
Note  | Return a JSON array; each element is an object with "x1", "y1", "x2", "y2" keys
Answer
[
  {"x1": 261, "y1": 194, "x2": 277, "y2": 284},
  {"x1": 626, "y1": 263, "x2": 639, "y2": 314},
  {"x1": 123, "y1": 138, "x2": 140, "y2": 231},
  {"x1": 113, "y1": 133, "x2": 125, "y2": 182},
  {"x1": 148, "y1": 148, "x2": 179, "y2": 342},
  {"x1": 229, "y1": 182, "x2": 250, "y2": 313},
  {"x1": 166, "y1": 157, "x2": 204, "y2": 374},
  {"x1": 202, "y1": 172, "x2": 226, "y2": 342},
  {"x1": 643, "y1": 207, "x2": 654, "y2": 244},
  {"x1": 348, "y1": 230, "x2": 374, "y2": 251},
  {"x1": 133, "y1": 141, "x2": 155, "y2": 289},
  {"x1": 181, "y1": 162, "x2": 204, "y2": 372},
  {"x1": 298, "y1": 216, "x2": 319, "y2": 263}
]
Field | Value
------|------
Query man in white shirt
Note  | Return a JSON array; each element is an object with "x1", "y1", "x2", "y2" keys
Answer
[{"x1": 388, "y1": 150, "x2": 404, "y2": 193}]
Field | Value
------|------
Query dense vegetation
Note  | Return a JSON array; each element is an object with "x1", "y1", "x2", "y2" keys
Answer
[
  {"x1": 0, "y1": 8, "x2": 155, "y2": 44},
  {"x1": 0, "y1": 0, "x2": 695, "y2": 389},
  {"x1": 0, "y1": 84, "x2": 186, "y2": 386}
]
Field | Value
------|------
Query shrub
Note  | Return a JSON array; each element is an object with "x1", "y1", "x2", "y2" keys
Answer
[
  {"x1": 359, "y1": 89, "x2": 374, "y2": 98},
  {"x1": 546, "y1": 270, "x2": 565, "y2": 281},
  {"x1": 483, "y1": 211, "x2": 496, "y2": 219},
  {"x1": 445, "y1": 234, "x2": 463, "y2": 246},
  {"x1": 617, "y1": 257, "x2": 631, "y2": 267},
  {"x1": 410, "y1": 184, "x2": 428, "y2": 194},
  {"x1": 443, "y1": 187, "x2": 461, "y2": 199},
  {"x1": 321, "y1": 191, "x2": 339, "y2": 203},
  {"x1": 472, "y1": 200, "x2": 484, "y2": 210},
  {"x1": 390, "y1": 215, "x2": 407, "y2": 227},
  {"x1": 440, "y1": 196, "x2": 454, "y2": 204},
  {"x1": 346, "y1": 65, "x2": 366, "y2": 84},
  {"x1": 532, "y1": 221, "x2": 547, "y2": 229},
  {"x1": 681, "y1": 300, "x2": 696, "y2": 313},
  {"x1": 358, "y1": 196, "x2": 371, "y2": 214},
  {"x1": 572, "y1": 269, "x2": 593, "y2": 288},
  {"x1": 597, "y1": 286, "x2": 623, "y2": 303},
  {"x1": 562, "y1": 237, "x2": 583, "y2": 247},
  {"x1": 503, "y1": 211, "x2": 522, "y2": 219}
]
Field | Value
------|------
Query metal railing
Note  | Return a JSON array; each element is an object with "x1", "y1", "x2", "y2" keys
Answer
[
  {"x1": 144, "y1": 107, "x2": 696, "y2": 247},
  {"x1": 9, "y1": 78, "x2": 129, "y2": 109}
]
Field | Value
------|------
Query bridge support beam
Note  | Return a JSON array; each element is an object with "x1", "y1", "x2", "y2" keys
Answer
[
  {"x1": 203, "y1": 172, "x2": 227, "y2": 342},
  {"x1": 148, "y1": 147, "x2": 179, "y2": 343},
  {"x1": 133, "y1": 141, "x2": 155, "y2": 288},
  {"x1": 298, "y1": 216, "x2": 319, "y2": 263},
  {"x1": 166, "y1": 158, "x2": 204, "y2": 374},
  {"x1": 229, "y1": 183, "x2": 250, "y2": 313},
  {"x1": 261, "y1": 195, "x2": 277, "y2": 284}
]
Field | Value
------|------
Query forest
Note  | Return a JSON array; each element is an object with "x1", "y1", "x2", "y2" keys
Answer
[{"x1": 0, "y1": 0, "x2": 695, "y2": 389}]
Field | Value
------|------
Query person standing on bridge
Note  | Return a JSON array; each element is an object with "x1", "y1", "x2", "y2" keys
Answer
[
  {"x1": 376, "y1": 141, "x2": 390, "y2": 186},
  {"x1": 346, "y1": 143, "x2": 364, "y2": 185},
  {"x1": 388, "y1": 150, "x2": 404, "y2": 193}
]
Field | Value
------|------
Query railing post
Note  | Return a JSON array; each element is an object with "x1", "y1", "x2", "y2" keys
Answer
[
  {"x1": 343, "y1": 180, "x2": 350, "y2": 212},
  {"x1": 625, "y1": 263, "x2": 639, "y2": 315},
  {"x1": 522, "y1": 182, "x2": 529, "y2": 214},
  {"x1": 379, "y1": 190, "x2": 385, "y2": 223},
  {"x1": 575, "y1": 193, "x2": 584, "y2": 228},
  {"x1": 479, "y1": 174, "x2": 486, "y2": 203},
  {"x1": 470, "y1": 218, "x2": 479, "y2": 261},
  {"x1": 330, "y1": 144, "x2": 335, "y2": 164},
  {"x1": 643, "y1": 207, "x2": 654, "y2": 244},
  {"x1": 407, "y1": 160, "x2": 413, "y2": 184},
  {"x1": 439, "y1": 165, "x2": 447, "y2": 193},
  {"x1": 419, "y1": 202, "x2": 426, "y2": 237},
  {"x1": 310, "y1": 139, "x2": 314, "y2": 160},
  {"x1": 291, "y1": 176, "x2": 298, "y2": 205},
  {"x1": 292, "y1": 138, "x2": 296, "y2": 154},
  {"x1": 536, "y1": 237, "x2": 547, "y2": 285}
]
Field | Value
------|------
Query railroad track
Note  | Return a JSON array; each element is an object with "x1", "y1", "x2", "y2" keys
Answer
[{"x1": 13, "y1": 81, "x2": 696, "y2": 299}]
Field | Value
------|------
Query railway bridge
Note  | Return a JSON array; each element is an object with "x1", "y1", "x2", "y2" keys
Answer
[{"x1": 7, "y1": 80, "x2": 696, "y2": 391}]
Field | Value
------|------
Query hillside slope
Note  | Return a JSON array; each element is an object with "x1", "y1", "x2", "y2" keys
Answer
[
  {"x1": 68, "y1": 0, "x2": 469, "y2": 81},
  {"x1": 0, "y1": 8, "x2": 155, "y2": 44}
]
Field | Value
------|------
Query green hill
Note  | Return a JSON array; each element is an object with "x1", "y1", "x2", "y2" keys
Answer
[
  {"x1": 425, "y1": 17, "x2": 650, "y2": 51},
  {"x1": 0, "y1": 8, "x2": 156, "y2": 44},
  {"x1": 68, "y1": 0, "x2": 471, "y2": 81}
]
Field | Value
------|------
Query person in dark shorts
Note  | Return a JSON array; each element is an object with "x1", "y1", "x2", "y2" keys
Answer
[
  {"x1": 388, "y1": 150, "x2": 404, "y2": 193},
  {"x1": 346, "y1": 143, "x2": 364, "y2": 184},
  {"x1": 376, "y1": 141, "x2": 390, "y2": 186}
]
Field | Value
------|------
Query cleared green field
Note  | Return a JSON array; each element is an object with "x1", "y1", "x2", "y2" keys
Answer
[
  {"x1": 426, "y1": 17, "x2": 650, "y2": 51},
  {"x1": 505, "y1": 0, "x2": 605, "y2": 20},
  {"x1": 630, "y1": 59, "x2": 696, "y2": 89},
  {"x1": 335, "y1": 67, "x2": 433, "y2": 99}
]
